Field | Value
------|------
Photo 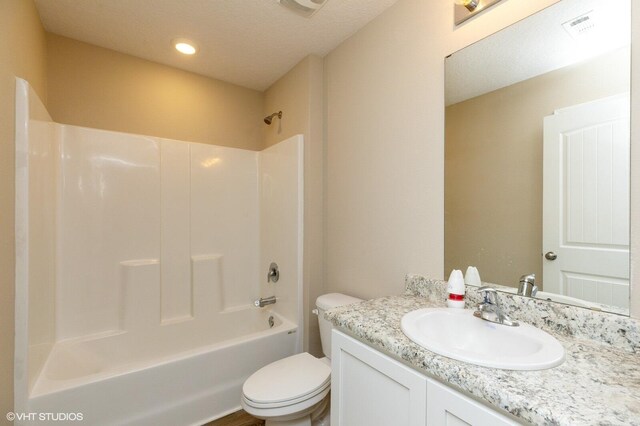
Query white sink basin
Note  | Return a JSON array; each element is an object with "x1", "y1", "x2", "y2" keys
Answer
[{"x1": 401, "y1": 308, "x2": 565, "y2": 370}]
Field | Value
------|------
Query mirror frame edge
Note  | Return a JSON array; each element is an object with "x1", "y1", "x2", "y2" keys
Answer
[{"x1": 629, "y1": 0, "x2": 639, "y2": 319}]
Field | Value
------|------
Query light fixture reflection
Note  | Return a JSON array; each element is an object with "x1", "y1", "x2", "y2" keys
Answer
[
  {"x1": 455, "y1": 0, "x2": 479, "y2": 12},
  {"x1": 201, "y1": 157, "x2": 221, "y2": 168}
]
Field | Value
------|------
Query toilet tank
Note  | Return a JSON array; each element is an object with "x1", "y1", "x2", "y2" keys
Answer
[{"x1": 316, "y1": 293, "x2": 362, "y2": 359}]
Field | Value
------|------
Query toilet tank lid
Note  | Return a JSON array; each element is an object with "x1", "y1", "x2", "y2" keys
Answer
[{"x1": 316, "y1": 293, "x2": 362, "y2": 310}]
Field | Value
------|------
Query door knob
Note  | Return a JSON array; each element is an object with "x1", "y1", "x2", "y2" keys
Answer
[{"x1": 544, "y1": 251, "x2": 557, "y2": 261}]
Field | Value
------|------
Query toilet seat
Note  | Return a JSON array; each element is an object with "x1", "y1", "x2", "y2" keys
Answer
[
  {"x1": 242, "y1": 353, "x2": 331, "y2": 409},
  {"x1": 243, "y1": 380, "x2": 330, "y2": 409},
  {"x1": 241, "y1": 387, "x2": 330, "y2": 423}
]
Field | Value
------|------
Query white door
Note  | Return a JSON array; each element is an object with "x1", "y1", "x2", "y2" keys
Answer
[{"x1": 543, "y1": 94, "x2": 629, "y2": 309}]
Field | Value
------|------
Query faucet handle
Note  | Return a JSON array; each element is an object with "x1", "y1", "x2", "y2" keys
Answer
[
  {"x1": 477, "y1": 286, "x2": 499, "y2": 305},
  {"x1": 519, "y1": 273, "x2": 535, "y2": 284},
  {"x1": 531, "y1": 285, "x2": 538, "y2": 297},
  {"x1": 267, "y1": 262, "x2": 279, "y2": 283},
  {"x1": 474, "y1": 286, "x2": 519, "y2": 327},
  {"x1": 518, "y1": 273, "x2": 537, "y2": 297}
]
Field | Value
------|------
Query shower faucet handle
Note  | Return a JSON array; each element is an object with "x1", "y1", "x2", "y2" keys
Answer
[{"x1": 267, "y1": 262, "x2": 279, "y2": 283}]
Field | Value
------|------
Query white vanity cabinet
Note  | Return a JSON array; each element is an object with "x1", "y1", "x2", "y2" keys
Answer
[
  {"x1": 331, "y1": 329, "x2": 428, "y2": 425},
  {"x1": 426, "y1": 379, "x2": 518, "y2": 426},
  {"x1": 331, "y1": 330, "x2": 520, "y2": 426}
]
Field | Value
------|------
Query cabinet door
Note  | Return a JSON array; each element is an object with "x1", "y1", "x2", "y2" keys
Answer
[
  {"x1": 427, "y1": 379, "x2": 520, "y2": 426},
  {"x1": 331, "y1": 330, "x2": 427, "y2": 426}
]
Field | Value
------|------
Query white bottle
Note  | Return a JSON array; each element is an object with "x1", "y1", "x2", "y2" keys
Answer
[
  {"x1": 464, "y1": 266, "x2": 482, "y2": 287},
  {"x1": 446, "y1": 269, "x2": 466, "y2": 309}
]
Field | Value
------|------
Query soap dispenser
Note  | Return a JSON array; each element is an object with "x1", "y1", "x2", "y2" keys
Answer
[
  {"x1": 464, "y1": 266, "x2": 482, "y2": 287},
  {"x1": 446, "y1": 269, "x2": 465, "y2": 308}
]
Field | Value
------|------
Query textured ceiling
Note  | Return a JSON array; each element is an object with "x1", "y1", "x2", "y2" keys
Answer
[
  {"x1": 446, "y1": 0, "x2": 630, "y2": 105},
  {"x1": 34, "y1": 0, "x2": 399, "y2": 91}
]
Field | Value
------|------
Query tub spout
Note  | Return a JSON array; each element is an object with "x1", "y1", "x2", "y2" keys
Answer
[{"x1": 254, "y1": 296, "x2": 277, "y2": 308}]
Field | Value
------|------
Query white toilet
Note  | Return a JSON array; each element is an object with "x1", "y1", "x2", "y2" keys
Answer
[{"x1": 241, "y1": 293, "x2": 362, "y2": 426}]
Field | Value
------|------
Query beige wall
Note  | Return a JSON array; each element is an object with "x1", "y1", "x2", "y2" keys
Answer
[
  {"x1": 445, "y1": 48, "x2": 630, "y2": 289},
  {"x1": 324, "y1": 0, "x2": 445, "y2": 299},
  {"x1": 263, "y1": 55, "x2": 325, "y2": 356},
  {"x1": 47, "y1": 34, "x2": 263, "y2": 150},
  {"x1": 323, "y1": 0, "x2": 557, "y2": 300},
  {"x1": 0, "y1": 0, "x2": 48, "y2": 421}
]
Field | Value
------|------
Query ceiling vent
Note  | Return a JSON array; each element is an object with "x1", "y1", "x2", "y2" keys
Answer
[
  {"x1": 562, "y1": 11, "x2": 596, "y2": 40},
  {"x1": 277, "y1": 0, "x2": 329, "y2": 18}
]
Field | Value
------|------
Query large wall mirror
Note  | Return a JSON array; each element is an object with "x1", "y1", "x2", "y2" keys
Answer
[{"x1": 445, "y1": 0, "x2": 631, "y2": 315}]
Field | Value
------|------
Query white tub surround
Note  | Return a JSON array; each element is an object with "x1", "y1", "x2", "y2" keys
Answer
[
  {"x1": 15, "y1": 79, "x2": 304, "y2": 425},
  {"x1": 325, "y1": 275, "x2": 640, "y2": 425}
]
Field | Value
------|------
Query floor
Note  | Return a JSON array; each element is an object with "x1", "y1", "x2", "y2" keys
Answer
[{"x1": 205, "y1": 410, "x2": 264, "y2": 426}]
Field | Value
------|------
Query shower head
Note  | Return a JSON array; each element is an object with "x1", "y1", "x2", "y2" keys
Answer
[{"x1": 264, "y1": 111, "x2": 282, "y2": 125}]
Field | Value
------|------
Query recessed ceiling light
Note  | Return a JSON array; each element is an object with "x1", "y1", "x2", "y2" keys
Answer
[{"x1": 173, "y1": 38, "x2": 197, "y2": 55}]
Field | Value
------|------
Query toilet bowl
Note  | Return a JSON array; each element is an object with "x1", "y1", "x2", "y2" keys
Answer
[{"x1": 241, "y1": 293, "x2": 362, "y2": 426}]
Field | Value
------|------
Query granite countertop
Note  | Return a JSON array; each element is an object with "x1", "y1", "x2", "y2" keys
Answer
[{"x1": 326, "y1": 287, "x2": 640, "y2": 425}]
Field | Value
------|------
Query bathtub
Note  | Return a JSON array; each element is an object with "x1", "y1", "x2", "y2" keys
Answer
[{"x1": 26, "y1": 308, "x2": 297, "y2": 425}]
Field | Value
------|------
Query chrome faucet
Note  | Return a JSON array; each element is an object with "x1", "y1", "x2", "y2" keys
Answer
[
  {"x1": 254, "y1": 296, "x2": 277, "y2": 308},
  {"x1": 518, "y1": 273, "x2": 538, "y2": 297},
  {"x1": 474, "y1": 286, "x2": 519, "y2": 327}
]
